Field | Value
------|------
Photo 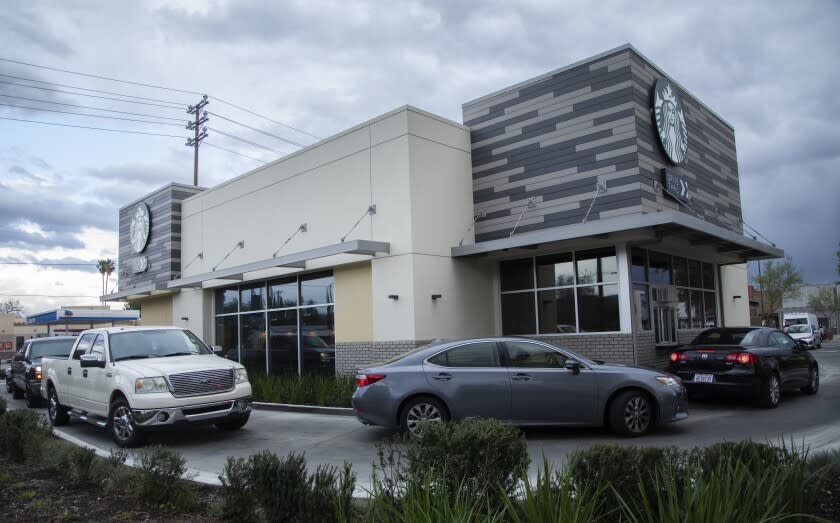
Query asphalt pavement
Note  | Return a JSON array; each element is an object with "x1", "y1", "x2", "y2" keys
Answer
[{"x1": 6, "y1": 341, "x2": 840, "y2": 491}]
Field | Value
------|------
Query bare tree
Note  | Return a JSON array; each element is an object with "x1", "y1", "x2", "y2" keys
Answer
[
  {"x1": 0, "y1": 298, "x2": 25, "y2": 316},
  {"x1": 753, "y1": 257, "x2": 804, "y2": 326},
  {"x1": 808, "y1": 287, "x2": 840, "y2": 330}
]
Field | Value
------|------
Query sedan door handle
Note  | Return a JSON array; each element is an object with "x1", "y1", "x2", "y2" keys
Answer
[
  {"x1": 433, "y1": 373, "x2": 452, "y2": 381},
  {"x1": 511, "y1": 373, "x2": 532, "y2": 381},
  {"x1": 67, "y1": 367, "x2": 71, "y2": 375},
  {"x1": 83, "y1": 369, "x2": 88, "y2": 378}
]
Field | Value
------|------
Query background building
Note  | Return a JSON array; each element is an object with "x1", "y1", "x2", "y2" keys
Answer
[{"x1": 103, "y1": 45, "x2": 780, "y2": 375}]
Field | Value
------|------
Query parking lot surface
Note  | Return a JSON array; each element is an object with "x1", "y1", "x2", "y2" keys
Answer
[{"x1": 7, "y1": 341, "x2": 840, "y2": 488}]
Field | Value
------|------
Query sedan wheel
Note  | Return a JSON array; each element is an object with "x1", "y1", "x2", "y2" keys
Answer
[
  {"x1": 401, "y1": 396, "x2": 448, "y2": 436},
  {"x1": 758, "y1": 373, "x2": 781, "y2": 408},
  {"x1": 609, "y1": 391, "x2": 654, "y2": 437},
  {"x1": 801, "y1": 367, "x2": 819, "y2": 395}
]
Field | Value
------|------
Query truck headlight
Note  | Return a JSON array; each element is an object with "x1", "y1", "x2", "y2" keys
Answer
[
  {"x1": 234, "y1": 368, "x2": 248, "y2": 384},
  {"x1": 135, "y1": 377, "x2": 169, "y2": 394},
  {"x1": 34, "y1": 366, "x2": 42, "y2": 381}
]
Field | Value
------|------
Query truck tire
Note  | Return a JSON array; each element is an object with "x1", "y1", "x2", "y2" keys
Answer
[
  {"x1": 12, "y1": 384, "x2": 23, "y2": 399},
  {"x1": 24, "y1": 384, "x2": 40, "y2": 408},
  {"x1": 48, "y1": 387, "x2": 70, "y2": 426},
  {"x1": 216, "y1": 413, "x2": 250, "y2": 431},
  {"x1": 108, "y1": 397, "x2": 144, "y2": 448}
]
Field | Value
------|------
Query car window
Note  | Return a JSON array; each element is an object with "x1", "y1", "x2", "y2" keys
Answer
[
  {"x1": 90, "y1": 335, "x2": 105, "y2": 361},
  {"x1": 770, "y1": 332, "x2": 796, "y2": 350},
  {"x1": 504, "y1": 341, "x2": 567, "y2": 368},
  {"x1": 73, "y1": 334, "x2": 97, "y2": 360},
  {"x1": 427, "y1": 342, "x2": 499, "y2": 368},
  {"x1": 787, "y1": 325, "x2": 809, "y2": 334},
  {"x1": 29, "y1": 339, "x2": 76, "y2": 359},
  {"x1": 692, "y1": 329, "x2": 758, "y2": 345}
]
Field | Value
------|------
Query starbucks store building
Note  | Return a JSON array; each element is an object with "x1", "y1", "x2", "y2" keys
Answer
[{"x1": 103, "y1": 45, "x2": 782, "y2": 376}]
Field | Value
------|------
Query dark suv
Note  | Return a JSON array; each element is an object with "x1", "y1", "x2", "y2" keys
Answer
[{"x1": 11, "y1": 337, "x2": 76, "y2": 407}]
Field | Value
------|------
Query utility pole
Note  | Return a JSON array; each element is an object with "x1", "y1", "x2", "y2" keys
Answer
[{"x1": 186, "y1": 95, "x2": 209, "y2": 186}]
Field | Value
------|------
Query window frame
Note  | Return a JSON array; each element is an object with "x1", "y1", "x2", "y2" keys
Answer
[{"x1": 424, "y1": 341, "x2": 502, "y2": 369}]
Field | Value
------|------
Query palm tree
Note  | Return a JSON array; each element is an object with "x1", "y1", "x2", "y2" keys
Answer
[{"x1": 96, "y1": 259, "x2": 116, "y2": 295}]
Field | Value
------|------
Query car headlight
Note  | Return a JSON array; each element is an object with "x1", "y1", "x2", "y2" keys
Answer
[
  {"x1": 234, "y1": 368, "x2": 248, "y2": 384},
  {"x1": 656, "y1": 376, "x2": 682, "y2": 387},
  {"x1": 803, "y1": 337, "x2": 812, "y2": 343},
  {"x1": 134, "y1": 377, "x2": 169, "y2": 394}
]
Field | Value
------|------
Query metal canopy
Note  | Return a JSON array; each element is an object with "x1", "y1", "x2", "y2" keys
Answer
[
  {"x1": 451, "y1": 211, "x2": 783, "y2": 262},
  {"x1": 167, "y1": 239, "x2": 390, "y2": 290},
  {"x1": 101, "y1": 282, "x2": 175, "y2": 302}
]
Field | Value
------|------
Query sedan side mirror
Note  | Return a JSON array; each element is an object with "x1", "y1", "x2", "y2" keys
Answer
[{"x1": 565, "y1": 359, "x2": 581, "y2": 375}]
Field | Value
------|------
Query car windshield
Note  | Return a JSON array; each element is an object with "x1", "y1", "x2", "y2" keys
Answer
[
  {"x1": 692, "y1": 329, "x2": 762, "y2": 346},
  {"x1": 29, "y1": 339, "x2": 76, "y2": 359},
  {"x1": 787, "y1": 325, "x2": 810, "y2": 333},
  {"x1": 109, "y1": 329, "x2": 211, "y2": 361}
]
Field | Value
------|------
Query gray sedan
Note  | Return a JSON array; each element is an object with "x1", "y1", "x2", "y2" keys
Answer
[{"x1": 351, "y1": 337, "x2": 688, "y2": 437}]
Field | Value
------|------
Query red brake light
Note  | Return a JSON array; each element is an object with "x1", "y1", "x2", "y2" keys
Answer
[
  {"x1": 725, "y1": 352, "x2": 754, "y2": 365},
  {"x1": 670, "y1": 352, "x2": 688, "y2": 362},
  {"x1": 355, "y1": 374, "x2": 385, "y2": 387},
  {"x1": 670, "y1": 352, "x2": 679, "y2": 362}
]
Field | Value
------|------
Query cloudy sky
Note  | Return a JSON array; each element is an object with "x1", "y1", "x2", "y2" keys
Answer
[{"x1": 1, "y1": 0, "x2": 838, "y2": 315}]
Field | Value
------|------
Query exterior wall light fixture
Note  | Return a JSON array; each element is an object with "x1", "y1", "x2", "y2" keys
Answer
[
  {"x1": 431, "y1": 294, "x2": 442, "y2": 300},
  {"x1": 387, "y1": 294, "x2": 399, "y2": 300}
]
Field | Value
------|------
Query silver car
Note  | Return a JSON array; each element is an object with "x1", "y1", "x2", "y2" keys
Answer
[{"x1": 352, "y1": 337, "x2": 688, "y2": 437}]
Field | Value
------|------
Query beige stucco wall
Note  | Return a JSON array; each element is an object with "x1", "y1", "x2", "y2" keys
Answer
[
  {"x1": 721, "y1": 263, "x2": 750, "y2": 327},
  {"x1": 334, "y1": 262, "x2": 373, "y2": 342},
  {"x1": 136, "y1": 295, "x2": 174, "y2": 326}
]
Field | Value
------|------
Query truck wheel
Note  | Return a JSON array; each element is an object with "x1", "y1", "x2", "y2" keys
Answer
[
  {"x1": 24, "y1": 384, "x2": 40, "y2": 408},
  {"x1": 12, "y1": 383, "x2": 23, "y2": 399},
  {"x1": 109, "y1": 398, "x2": 144, "y2": 448},
  {"x1": 609, "y1": 390, "x2": 655, "y2": 437},
  {"x1": 5, "y1": 379, "x2": 12, "y2": 393},
  {"x1": 48, "y1": 388, "x2": 70, "y2": 426},
  {"x1": 216, "y1": 413, "x2": 250, "y2": 431}
]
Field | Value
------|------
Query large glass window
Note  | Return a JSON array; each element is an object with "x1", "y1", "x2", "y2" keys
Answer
[
  {"x1": 500, "y1": 248, "x2": 620, "y2": 335},
  {"x1": 215, "y1": 272, "x2": 335, "y2": 376},
  {"x1": 648, "y1": 251, "x2": 672, "y2": 284}
]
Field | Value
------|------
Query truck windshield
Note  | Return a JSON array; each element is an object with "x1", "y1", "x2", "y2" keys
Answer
[
  {"x1": 30, "y1": 339, "x2": 75, "y2": 359},
  {"x1": 109, "y1": 329, "x2": 211, "y2": 362}
]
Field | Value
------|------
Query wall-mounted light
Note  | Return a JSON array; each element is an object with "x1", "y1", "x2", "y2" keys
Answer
[
  {"x1": 180, "y1": 317, "x2": 189, "y2": 321},
  {"x1": 732, "y1": 295, "x2": 742, "y2": 300},
  {"x1": 388, "y1": 294, "x2": 399, "y2": 300},
  {"x1": 431, "y1": 294, "x2": 442, "y2": 301}
]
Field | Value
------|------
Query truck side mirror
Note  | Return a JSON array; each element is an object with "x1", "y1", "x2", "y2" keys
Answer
[
  {"x1": 80, "y1": 354, "x2": 106, "y2": 368},
  {"x1": 211, "y1": 345, "x2": 224, "y2": 354}
]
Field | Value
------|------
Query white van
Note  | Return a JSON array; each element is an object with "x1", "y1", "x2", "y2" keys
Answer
[{"x1": 783, "y1": 312, "x2": 822, "y2": 349}]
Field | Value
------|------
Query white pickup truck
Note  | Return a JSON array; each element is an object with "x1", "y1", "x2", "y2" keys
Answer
[{"x1": 41, "y1": 326, "x2": 252, "y2": 447}]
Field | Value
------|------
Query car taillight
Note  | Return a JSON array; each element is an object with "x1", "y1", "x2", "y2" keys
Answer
[
  {"x1": 670, "y1": 352, "x2": 688, "y2": 362},
  {"x1": 725, "y1": 352, "x2": 754, "y2": 365},
  {"x1": 355, "y1": 374, "x2": 385, "y2": 387}
]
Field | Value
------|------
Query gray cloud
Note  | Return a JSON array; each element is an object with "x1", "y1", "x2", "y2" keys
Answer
[
  {"x1": 0, "y1": 227, "x2": 86, "y2": 250},
  {"x1": 0, "y1": 255, "x2": 99, "y2": 273}
]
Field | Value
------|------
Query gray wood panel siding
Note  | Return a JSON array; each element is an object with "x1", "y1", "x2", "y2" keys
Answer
[
  {"x1": 463, "y1": 47, "x2": 742, "y2": 242},
  {"x1": 117, "y1": 184, "x2": 203, "y2": 292}
]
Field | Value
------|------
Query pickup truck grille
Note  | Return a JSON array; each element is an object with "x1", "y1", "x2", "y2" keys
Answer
[{"x1": 168, "y1": 368, "x2": 234, "y2": 397}]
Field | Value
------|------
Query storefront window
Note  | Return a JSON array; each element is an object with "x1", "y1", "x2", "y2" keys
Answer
[
  {"x1": 673, "y1": 257, "x2": 688, "y2": 287},
  {"x1": 500, "y1": 248, "x2": 620, "y2": 335},
  {"x1": 501, "y1": 258, "x2": 534, "y2": 291},
  {"x1": 702, "y1": 263, "x2": 715, "y2": 290},
  {"x1": 688, "y1": 260, "x2": 702, "y2": 288},
  {"x1": 501, "y1": 293, "x2": 536, "y2": 335},
  {"x1": 690, "y1": 290, "x2": 704, "y2": 328},
  {"x1": 704, "y1": 291, "x2": 717, "y2": 327},
  {"x1": 214, "y1": 272, "x2": 335, "y2": 376},
  {"x1": 677, "y1": 288, "x2": 690, "y2": 329},
  {"x1": 537, "y1": 288, "x2": 576, "y2": 333},
  {"x1": 648, "y1": 251, "x2": 672, "y2": 284},
  {"x1": 631, "y1": 248, "x2": 647, "y2": 282},
  {"x1": 632, "y1": 284, "x2": 650, "y2": 330}
]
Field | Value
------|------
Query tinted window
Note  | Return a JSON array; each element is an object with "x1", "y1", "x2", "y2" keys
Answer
[
  {"x1": 536, "y1": 253, "x2": 574, "y2": 287},
  {"x1": 428, "y1": 342, "x2": 498, "y2": 368},
  {"x1": 300, "y1": 272, "x2": 334, "y2": 306},
  {"x1": 240, "y1": 283, "x2": 266, "y2": 312},
  {"x1": 216, "y1": 288, "x2": 238, "y2": 314},
  {"x1": 109, "y1": 329, "x2": 210, "y2": 361},
  {"x1": 770, "y1": 332, "x2": 796, "y2": 350},
  {"x1": 73, "y1": 334, "x2": 96, "y2": 360},
  {"x1": 504, "y1": 341, "x2": 566, "y2": 368},
  {"x1": 648, "y1": 251, "x2": 672, "y2": 284},
  {"x1": 501, "y1": 293, "x2": 536, "y2": 335},
  {"x1": 268, "y1": 278, "x2": 298, "y2": 308},
  {"x1": 90, "y1": 335, "x2": 105, "y2": 360},
  {"x1": 29, "y1": 339, "x2": 75, "y2": 359},
  {"x1": 537, "y1": 288, "x2": 576, "y2": 334},
  {"x1": 575, "y1": 248, "x2": 617, "y2": 284},
  {"x1": 631, "y1": 248, "x2": 647, "y2": 282},
  {"x1": 501, "y1": 258, "x2": 534, "y2": 291},
  {"x1": 577, "y1": 284, "x2": 620, "y2": 332}
]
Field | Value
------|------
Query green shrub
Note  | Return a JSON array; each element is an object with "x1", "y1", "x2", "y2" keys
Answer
[
  {"x1": 505, "y1": 458, "x2": 608, "y2": 523},
  {"x1": 0, "y1": 395, "x2": 7, "y2": 415},
  {"x1": 567, "y1": 444, "x2": 686, "y2": 517},
  {"x1": 218, "y1": 450, "x2": 356, "y2": 522},
  {"x1": 249, "y1": 373, "x2": 356, "y2": 406},
  {"x1": 0, "y1": 408, "x2": 52, "y2": 462},
  {"x1": 375, "y1": 419, "x2": 529, "y2": 511},
  {"x1": 68, "y1": 446, "x2": 98, "y2": 483},
  {"x1": 97, "y1": 448, "x2": 135, "y2": 494},
  {"x1": 699, "y1": 440, "x2": 797, "y2": 476},
  {"x1": 134, "y1": 445, "x2": 197, "y2": 510}
]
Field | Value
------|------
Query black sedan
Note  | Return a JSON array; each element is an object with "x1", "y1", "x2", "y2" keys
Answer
[{"x1": 665, "y1": 327, "x2": 818, "y2": 408}]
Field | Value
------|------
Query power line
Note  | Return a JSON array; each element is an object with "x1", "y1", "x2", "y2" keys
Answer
[
  {"x1": 1, "y1": 294, "x2": 100, "y2": 298},
  {"x1": 208, "y1": 111, "x2": 306, "y2": 148},
  {"x1": 204, "y1": 141, "x2": 268, "y2": 164},
  {"x1": 0, "y1": 72, "x2": 187, "y2": 105},
  {"x1": 0, "y1": 93, "x2": 183, "y2": 120},
  {"x1": 0, "y1": 116, "x2": 184, "y2": 138},
  {"x1": 0, "y1": 56, "x2": 202, "y2": 96},
  {"x1": 0, "y1": 262, "x2": 97, "y2": 266},
  {"x1": 0, "y1": 80, "x2": 183, "y2": 110},
  {"x1": 0, "y1": 101, "x2": 184, "y2": 126},
  {"x1": 208, "y1": 127, "x2": 287, "y2": 155},
  {"x1": 210, "y1": 96, "x2": 321, "y2": 140}
]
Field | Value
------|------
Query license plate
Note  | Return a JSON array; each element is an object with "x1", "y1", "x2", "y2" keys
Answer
[{"x1": 694, "y1": 373, "x2": 714, "y2": 383}]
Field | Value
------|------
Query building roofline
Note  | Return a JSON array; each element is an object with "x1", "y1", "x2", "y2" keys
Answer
[{"x1": 119, "y1": 182, "x2": 205, "y2": 212}]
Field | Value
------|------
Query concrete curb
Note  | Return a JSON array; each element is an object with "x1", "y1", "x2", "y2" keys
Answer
[{"x1": 252, "y1": 402, "x2": 354, "y2": 416}]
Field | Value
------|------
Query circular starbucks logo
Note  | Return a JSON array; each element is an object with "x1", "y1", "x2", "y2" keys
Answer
[
  {"x1": 652, "y1": 79, "x2": 688, "y2": 164},
  {"x1": 129, "y1": 203, "x2": 150, "y2": 253}
]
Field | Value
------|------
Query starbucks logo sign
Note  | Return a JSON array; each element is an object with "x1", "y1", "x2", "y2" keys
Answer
[
  {"x1": 129, "y1": 203, "x2": 151, "y2": 253},
  {"x1": 652, "y1": 79, "x2": 688, "y2": 165}
]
